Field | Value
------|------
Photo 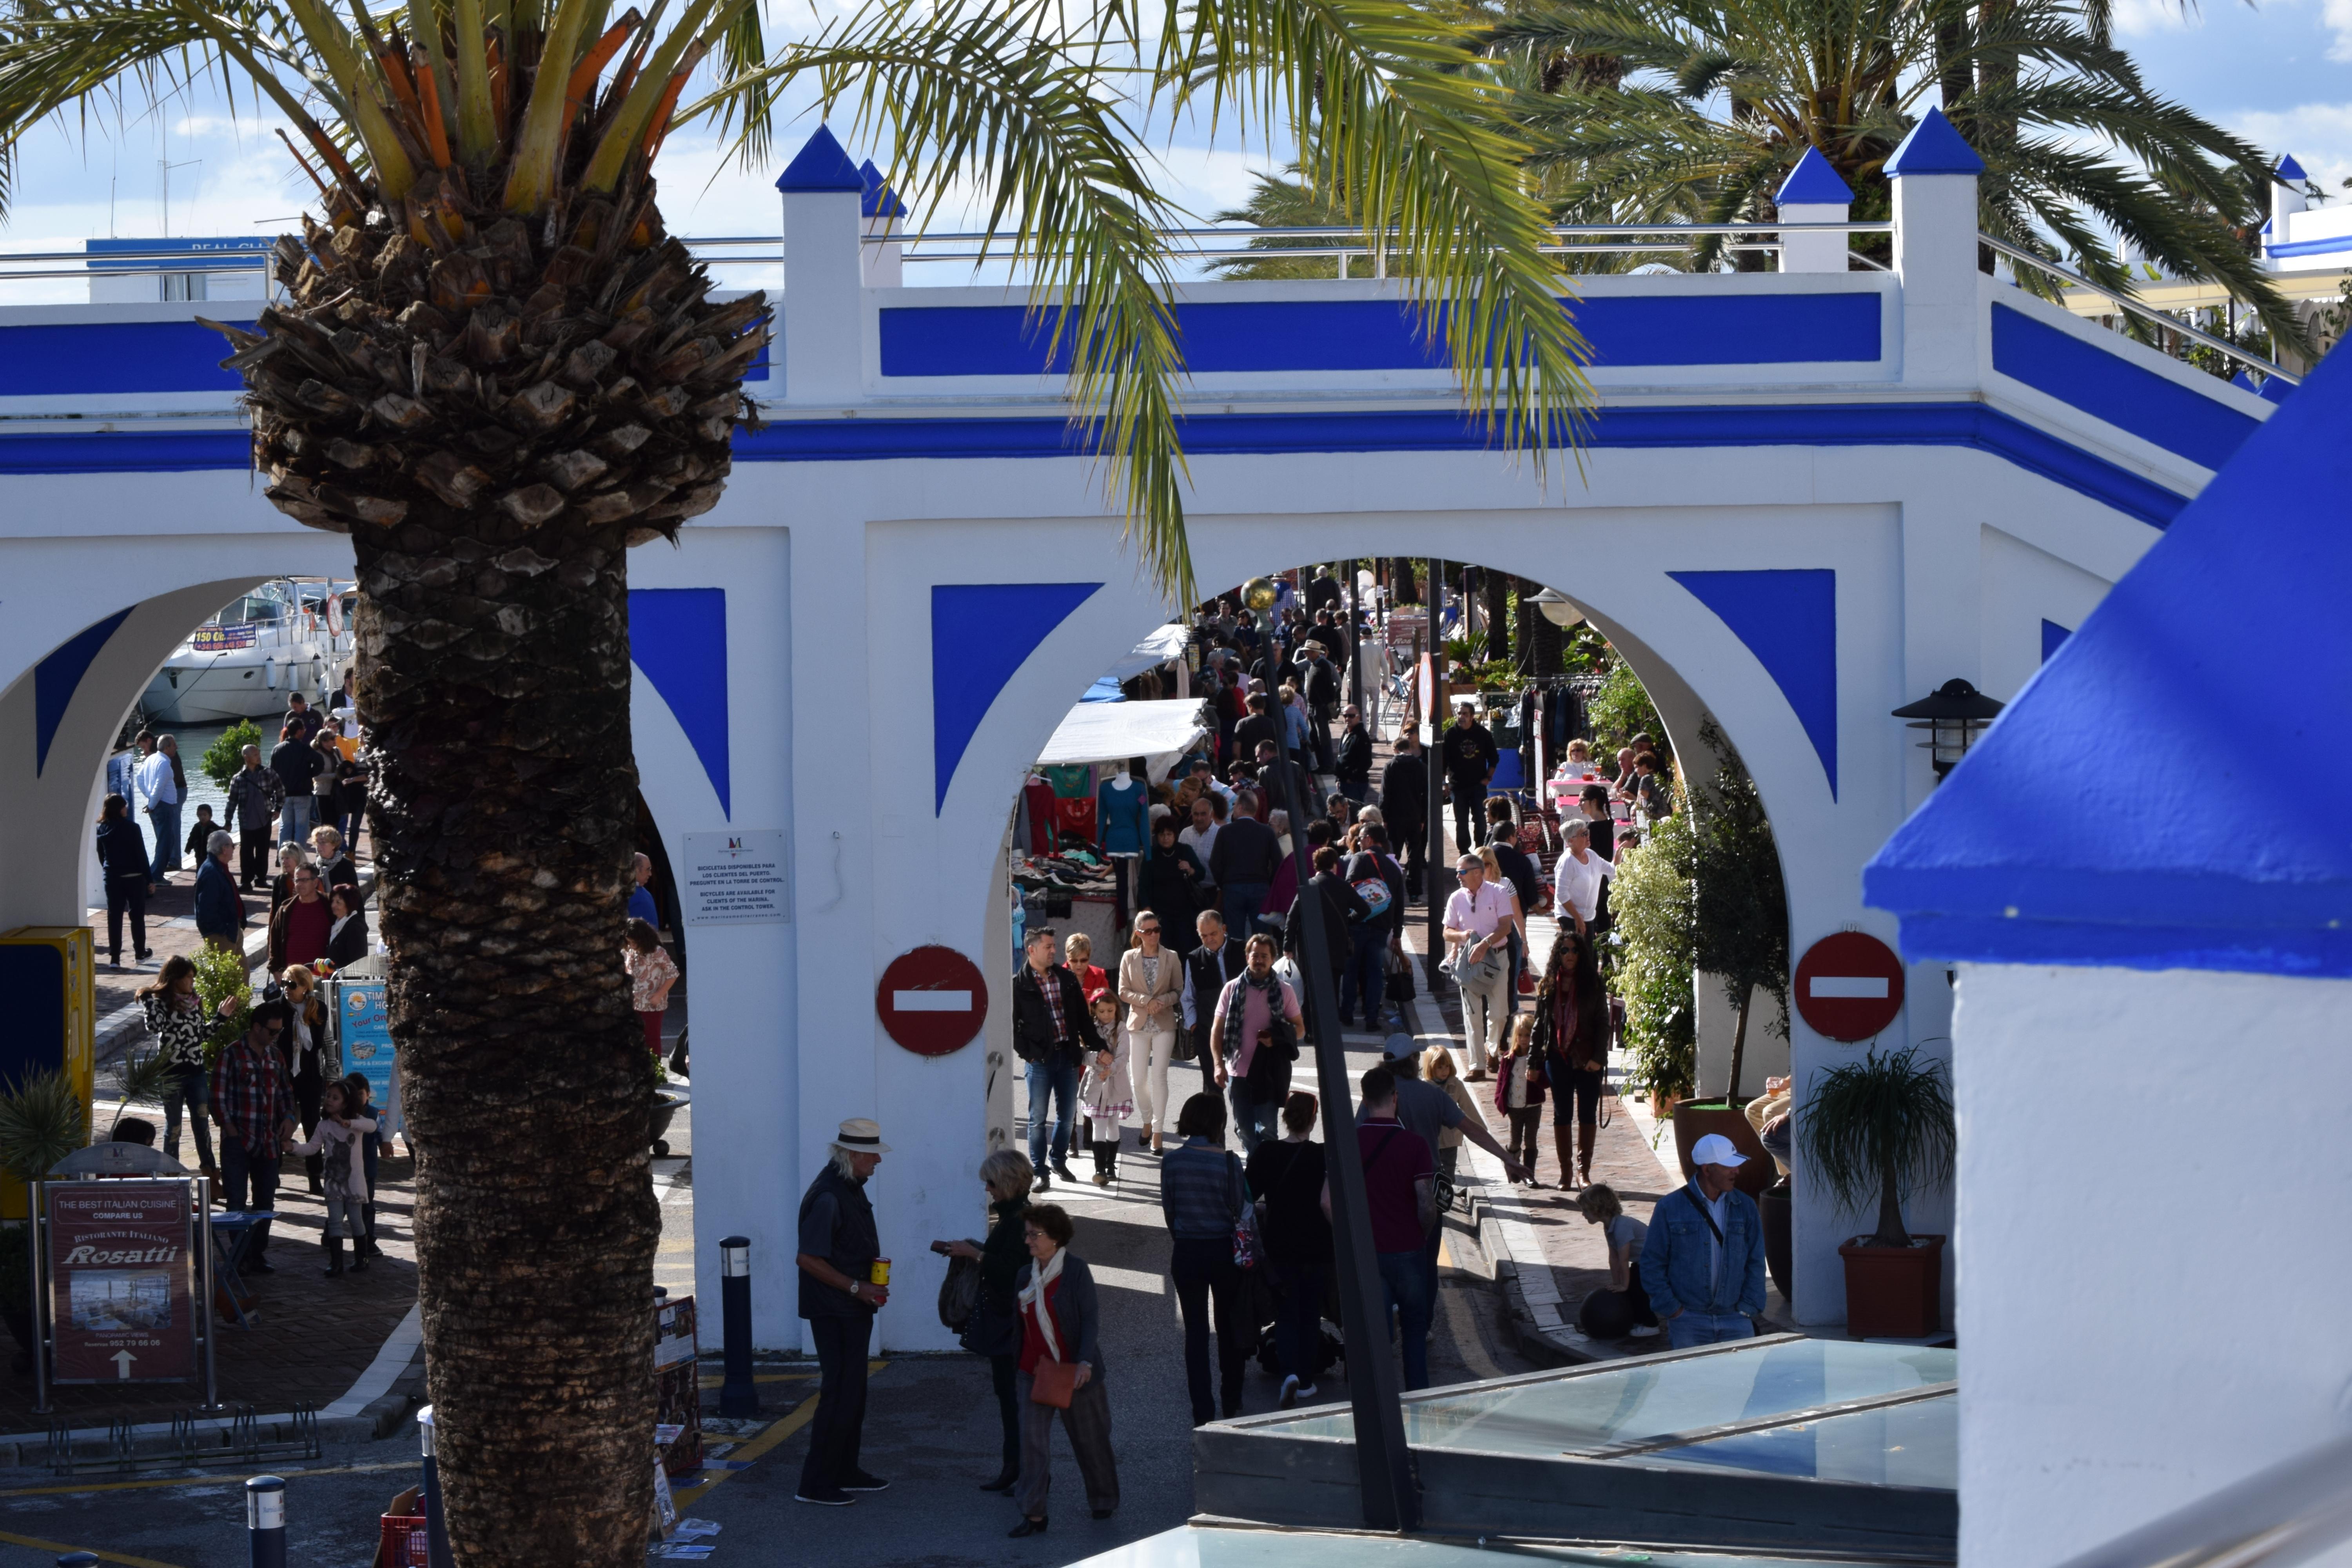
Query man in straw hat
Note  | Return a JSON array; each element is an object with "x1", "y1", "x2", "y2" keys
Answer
[{"x1": 795, "y1": 1118, "x2": 892, "y2": 1506}]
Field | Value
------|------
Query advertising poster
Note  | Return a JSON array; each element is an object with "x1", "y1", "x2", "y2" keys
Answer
[
  {"x1": 47, "y1": 1180, "x2": 194, "y2": 1383},
  {"x1": 336, "y1": 975, "x2": 403, "y2": 1140}
]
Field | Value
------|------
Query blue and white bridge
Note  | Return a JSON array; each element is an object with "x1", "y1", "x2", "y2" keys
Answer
[{"x1": 0, "y1": 112, "x2": 2286, "y2": 1347}]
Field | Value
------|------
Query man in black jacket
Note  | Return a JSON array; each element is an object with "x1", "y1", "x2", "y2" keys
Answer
[
  {"x1": 1332, "y1": 703, "x2": 1373, "y2": 802},
  {"x1": 1380, "y1": 729, "x2": 1430, "y2": 901},
  {"x1": 1341, "y1": 826, "x2": 1408, "y2": 1028},
  {"x1": 1284, "y1": 843, "x2": 1369, "y2": 989},
  {"x1": 269, "y1": 724, "x2": 322, "y2": 847},
  {"x1": 1234, "y1": 693, "x2": 1284, "y2": 764},
  {"x1": 1440, "y1": 701, "x2": 1498, "y2": 855},
  {"x1": 795, "y1": 1119, "x2": 892, "y2": 1506},
  {"x1": 1300, "y1": 644, "x2": 1341, "y2": 768},
  {"x1": 1208, "y1": 795, "x2": 1283, "y2": 938},
  {"x1": 1011, "y1": 929, "x2": 1100, "y2": 1190},
  {"x1": 1181, "y1": 913, "x2": 1246, "y2": 1086},
  {"x1": 1485, "y1": 797, "x2": 1547, "y2": 1022}
]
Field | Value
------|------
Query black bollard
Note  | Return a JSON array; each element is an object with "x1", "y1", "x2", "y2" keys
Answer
[
  {"x1": 419, "y1": 1405, "x2": 456, "y2": 1568},
  {"x1": 719, "y1": 1236, "x2": 760, "y2": 1417},
  {"x1": 245, "y1": 1475, "x2": 286, "y2": 1568}
]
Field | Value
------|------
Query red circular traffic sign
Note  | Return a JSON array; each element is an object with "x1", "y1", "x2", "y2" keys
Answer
[
  {"x1": 876, "y1": 946, "x2": 990, "y2": 1056},
  {"x1": 1793, "y1": 931, "x2": 1906, "y2": 1042}
]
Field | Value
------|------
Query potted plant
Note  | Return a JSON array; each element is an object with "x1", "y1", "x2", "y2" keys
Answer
[
  {"x1": 1800, "y1": 1045, "x2": 1956, "y2": 1338},
  {"x1": 0, "y1": 1067, "x2": 93, "y2": 1373}
]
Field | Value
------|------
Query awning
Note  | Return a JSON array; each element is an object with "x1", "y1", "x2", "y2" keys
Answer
[
  {"x1": 1080, "y1": 675, "x2": 1126, "y2": 704},
  {"x1": 1036, "y1": 698, "x2": 1208, "y2": 775},
  {"x1": 1097, "y1": 622, "x2": 1190, "y2": 684}
]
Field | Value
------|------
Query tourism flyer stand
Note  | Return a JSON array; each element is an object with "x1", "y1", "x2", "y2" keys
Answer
[
  {"x1": 30, "y1": 1145, "x2": 215, "y2": 1414},
  {"x1": 328, "y1": 955, "x2": 404, "y2": 1144}
]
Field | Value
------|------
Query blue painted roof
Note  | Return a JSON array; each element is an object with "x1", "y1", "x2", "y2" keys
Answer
[
  {"x1": 1863, "y1": 336, "x2": 2352, "y2": 977},
  {"x1": 1776, "y1": 148, "x2": 1854, "y2": 206},
  {"x1": 775, "y1": 124, "x2": 863, "y2": 192},
  {"x1": 2276, "y1": 153, "x2": 2307, "y2": 181},
  {"x1": 1886, "y1": 107, "x2": 1985, "y2": 178},
  {"x1": 859, "y1": 160, "x2": 906, "y2": 219}
]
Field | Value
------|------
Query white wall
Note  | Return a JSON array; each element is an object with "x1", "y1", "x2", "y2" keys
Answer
[{"x1": 1954, "y1": 961, "x2": 2352, "y2": 1568}]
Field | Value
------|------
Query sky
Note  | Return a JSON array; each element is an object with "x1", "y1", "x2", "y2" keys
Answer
[{"x1": 0, "y1": 0, "x2": 2342, "y2": 287}]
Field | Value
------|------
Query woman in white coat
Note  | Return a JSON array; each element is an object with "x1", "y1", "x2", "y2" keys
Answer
[{"x1": 1116, "y1": 911, "x2": 1183, "y2": 1153}]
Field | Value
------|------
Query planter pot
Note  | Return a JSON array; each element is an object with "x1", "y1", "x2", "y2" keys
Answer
[
  {"x1": 1760, "y1": 1180, "x2": 1793, "y2": 1303},
  {"x1": 1838, "y1": 1233, "x2": 1946, "y2": 1339},
  {"x1": 650, "y1": 1090, "x2": 691, "y2": 1158},
  {"x1": 1670, "y1": 1100, "x2": 1775, "y2": 1198}
]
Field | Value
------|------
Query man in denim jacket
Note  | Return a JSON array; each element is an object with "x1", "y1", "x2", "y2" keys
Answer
[{"x1": 1641, "y1": 1134, "x2": 1768, "y2": 1349}]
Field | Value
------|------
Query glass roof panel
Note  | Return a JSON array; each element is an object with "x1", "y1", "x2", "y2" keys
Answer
[
  {"x1": 1073, "y1": 1521, "x2": 1931, "y2": 1568},
  {"x1": 1273, "y1": 1339, "x2": 1956, "y2": 1459},
  {"x1": 1644, "y1": 1392, "x2": 1956, "y2": 1488}
]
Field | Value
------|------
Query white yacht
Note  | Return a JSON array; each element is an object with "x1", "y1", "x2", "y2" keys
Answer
[{"x1": 140, "y1": 579, "x2": 357, "y2": 725}]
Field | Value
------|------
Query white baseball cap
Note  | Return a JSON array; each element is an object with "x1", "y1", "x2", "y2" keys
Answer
[{"x1": 1690, "y1": 1133, "x2": 1748, "y2": 1169}]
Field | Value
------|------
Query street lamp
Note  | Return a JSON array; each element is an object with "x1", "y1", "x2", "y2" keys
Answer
[
  {"x1": 1891, "y1": 679, "x2": 2005, "y2": 778},
  {"x1": 1529, "y1": 586, "x2": 1584, "y2": 630}
]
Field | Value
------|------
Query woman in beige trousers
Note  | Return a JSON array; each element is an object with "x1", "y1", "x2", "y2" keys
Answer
[{"x1": 1118, "y1": 912, "x2": 1184, "y2": 1153}]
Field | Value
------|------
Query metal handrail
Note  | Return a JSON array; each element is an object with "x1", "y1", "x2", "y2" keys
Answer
[
  {"x1": 868, "y1": 220, "x2": 1893, "y2": 244},
  {"x1": 2049, "y1": 1429, "x2": 2352, "y2": 1568},
  {"x1": 1980, "y1": 231, "x2": 2300, "y2": 385}
]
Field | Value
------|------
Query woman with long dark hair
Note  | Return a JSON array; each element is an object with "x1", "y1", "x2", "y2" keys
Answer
[
  {"x1": 1530, "y1": 929, "x2": 1610, "y2": 1190},
  {"x1": 94, "y1": 792, "x2": 152, "y2": 968}
]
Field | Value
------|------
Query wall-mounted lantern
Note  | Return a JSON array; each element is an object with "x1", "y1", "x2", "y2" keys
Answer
[{"x1": 1891, "y1": 679, "x2": 2005, "y2": 778}]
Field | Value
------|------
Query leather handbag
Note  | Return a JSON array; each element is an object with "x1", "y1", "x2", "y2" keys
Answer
[{"x1": 1029, "y1": 1357, "x2": 1078, "y2": 1408}]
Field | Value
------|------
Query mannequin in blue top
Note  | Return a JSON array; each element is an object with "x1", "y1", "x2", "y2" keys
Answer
[{"x1": 1096, "y1": 767, "x2": 1149, "y2": 857}]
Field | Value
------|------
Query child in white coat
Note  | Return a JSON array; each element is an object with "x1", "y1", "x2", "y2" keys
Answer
[
  {"x1": 1080, "y1": 993, "x2": 1133, "y2": 1187},
  {"x1": 287, "y1": 1080, "x2": 376, "y2": 1276}
]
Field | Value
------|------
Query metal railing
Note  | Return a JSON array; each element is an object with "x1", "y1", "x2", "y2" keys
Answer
[
  {"x1": 1982, "y1": 230, "x2": 2301, "y2": 385},
  {"x1": 2049, "y1": 1429, "x2": 2352, "y2": 1568}
]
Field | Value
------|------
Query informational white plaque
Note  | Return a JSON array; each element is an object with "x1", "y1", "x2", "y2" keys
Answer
[{"x1": 680, "y1": 830, "x2": 791, "y2": 925}]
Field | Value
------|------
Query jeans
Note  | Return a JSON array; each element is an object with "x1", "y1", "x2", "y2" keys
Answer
[
  {"x1": 798, "y1": 1314, "x2": 873, "y2": 1495},
  {"x1": 1457, "y1": 960, "x2": 1512, "y2": 1074},
  {"x1": 104, "y1": 876, "x2": 148, "y2": 962},
  {"x1": 1340, "y1": 924, "x2": 1388, "y2": 1027},
  {"x1": 279, "y1": 796, "x2": 312, "y2": 848},
  {"x1": 1666, "y1": 1312, "x2": 1757, "y2": 1350},
  {"x1": 1223, "y1": 881, "x2": 1271, "y2": 938},
  {"x1": 145, "y1": 801, "x2": 182, "y2": 875},
  {"x1": 1226, "y1": 1075, "x2": 1280, "y2": 1155},
  {"x1": 1274, "y1": 1264, "x2": 1327, "y2": 1384},
  {"x1": 1170, "y1": 1236, "x2": 1247, "y2": 1423},
  {"x1": 219, "y1": 1134, "x2": 279, "y2": 1260},
  {"x1": 1376, "y1": 1248, "x2": 1436, "y2": 1391},
  {"x1": 323, "y1": 1194, "x2": 367, "y2": 1240},
  {"x1": 239, "y1": 827, "x2": 272, "y2": 888},
  {"x1": 162, "y1": 1066, "x2": 213, "y2": 1169},
  {"x1": 1025, "y1": 1058, "x2": 1079, "y2": 1172},
  {"x1": 1449, "y1": 784, "x2": 1484, "y2": 857}
]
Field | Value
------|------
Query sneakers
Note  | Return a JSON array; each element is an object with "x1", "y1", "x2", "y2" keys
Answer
[
  {"x1": 795, "y1": 1487, "x2": 855, "y2": 1506},
  {"x1": 842, "y1": 1471, "x2": 889, "y2": 1492},
  {"x1": 1278, "y1": 1374, "x2": 1300, "y2": 1410}
]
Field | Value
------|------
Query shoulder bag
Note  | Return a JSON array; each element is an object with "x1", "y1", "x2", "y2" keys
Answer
[
  {"x1": 1228, "y1": 1151, "x2": 1259, "y2": 1270},
  {"x1": 1029, "y1": 1356, "x2": 1078, "y2": 1408},
  {"x1": 937, "y1": 1253, "x2": 982, "y2": 1331}
]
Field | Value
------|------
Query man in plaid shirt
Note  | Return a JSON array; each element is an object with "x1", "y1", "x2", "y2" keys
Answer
[{"x1": 211, "y1": 999, "x2": 296, "y2": 1273}]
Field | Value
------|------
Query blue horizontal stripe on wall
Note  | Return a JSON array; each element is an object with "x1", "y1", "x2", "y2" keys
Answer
[
  {"x1": 0, "y1": 399, "x2": 2189, "y2": 528},
  {"x1": 1990, "y1": 305, "x2": 2260, "y2": 472},
  {"x1": 0, "y1": 319, "x2": 255, "y2": 397},
  {"x1": 880, "y1": 293, "x2": 1881, "y2": 377}
]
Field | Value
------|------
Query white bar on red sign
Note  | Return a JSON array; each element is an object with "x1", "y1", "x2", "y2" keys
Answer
[
  {"x1": 1809, "y1": 976, "x2": 1890, "y2": 998},
  {"x1": 893, "y1": 991, "x2": 973, "y2": 1012}
]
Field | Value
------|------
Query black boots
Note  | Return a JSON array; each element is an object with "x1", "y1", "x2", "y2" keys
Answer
[
  {"x1": 350, "y1": 1232, "x2": 370, "y2": 1272},
  {"x1": 323, "y1": 1237, "x2": 345, "y2": 1276}
]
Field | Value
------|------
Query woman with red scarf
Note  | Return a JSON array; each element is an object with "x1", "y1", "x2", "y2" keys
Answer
[
  {"x1": 1007, "y1": 1204, "x2": 1119, "y2": 1536},
  {"x1": 1530, "y1": 930, "x2": 1611, "y2": 1191}
]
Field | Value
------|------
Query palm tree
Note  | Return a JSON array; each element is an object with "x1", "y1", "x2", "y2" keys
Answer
[
  {"x1": 0, "y1": 0, "x2": 1588, "y2": 1559},
  {"x1": 1482, "y1": 0, "x2": 2303, "y2": 347}
]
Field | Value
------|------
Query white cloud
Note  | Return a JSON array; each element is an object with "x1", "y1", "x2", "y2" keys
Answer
[
  {"x1": 2230, "y1": 103, "x2": 2352, "y2": 194},
  {"x1": 2111, "y1": 0, "x2": 2203, "y2": 38}
]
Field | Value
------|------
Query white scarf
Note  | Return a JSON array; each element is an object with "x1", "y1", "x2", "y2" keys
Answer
[{"x1": 1018, "y1": 1245, "x2": 1067, "y2": 1362}]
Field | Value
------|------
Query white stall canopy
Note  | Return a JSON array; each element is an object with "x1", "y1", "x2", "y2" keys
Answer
[
  {"x1": 1097, "y1": 622, "x2": 1192, "y2": 688},
  {"x1": 1036, "y1": 698, "x2": 1208, "y2": 781}
]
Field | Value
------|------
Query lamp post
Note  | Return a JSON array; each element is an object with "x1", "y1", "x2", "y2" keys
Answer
[
  {"x1": 1891, "y1": 679, "x2": 2005, "y2": 778},
  {"x1": 1529, "y1": 587, "x2": 1584, "y2": 630}
]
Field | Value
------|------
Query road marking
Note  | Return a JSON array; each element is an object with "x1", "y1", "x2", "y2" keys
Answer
[
  {"x1": 1090, "y1": 1265, "x2": 1166, "y2": 1295},
  {"x1": 672, "y1": 1360, "x2": 889, "y2": 1506},
  {"x1": 0, "y1": 1530, "x2": 181, "y2": 1567},
  {"x1": 320, "y1": 1302, "x2": 422, "y2": 1419},
  {"x1": 0, "y1": 1460, "x2": 413, "y2": 1499}
]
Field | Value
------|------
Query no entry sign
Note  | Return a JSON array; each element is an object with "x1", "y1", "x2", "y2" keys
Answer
[
  {"x1": 876, "y1": 946, "x2": 989, "y2": 1056},
  {"x1": 1794, "y1": 931, "x2": 1906, "y2": 1042}
]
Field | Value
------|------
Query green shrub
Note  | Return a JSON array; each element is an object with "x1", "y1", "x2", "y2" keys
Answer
[
  {"x1": 0, "y1": 1069, "x2": 87, "y2": 1183},
  {"x1": 1586, "y1": 662, "x2": 1664, "y2": 762},
  {"x1": 1611, "y1": 800, "x2": 1698, "y2": 1103},
  {"x1": 201, "y1": 719, "x2": 263, "y2": 789},
  {"x1": 192, "y1": 944, "x2": 252, "y2": 1065}
]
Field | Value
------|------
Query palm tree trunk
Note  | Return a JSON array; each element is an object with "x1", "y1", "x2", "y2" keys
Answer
[
  {"x1": 1392, "y1": 558, "x2": 1420, "y2": 606},
  {"x1": 1484, "y1": 570, "x2": 1513, "y2": 665},
  {"x1": 359, "y1": 515, "x2": 659, "y2": 1565},
  {"x1": 1872, "y1": 1155, "x2": 1912, "y2": 1247},
  {"x1": 1727, "y1": 980, "x2": 1751, "y2": 1105},
  {"x1": 1526, "y1": 601, "x2": 1563, "y2": 679}
]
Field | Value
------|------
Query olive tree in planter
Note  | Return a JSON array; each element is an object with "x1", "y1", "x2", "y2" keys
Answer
[
  {"x1": 1800, "y1": 1045, "x2": 1956, "y2": 1338},
  {"x1": 1690, "y1": 721, "x2": 1788, "y2": 1107}
]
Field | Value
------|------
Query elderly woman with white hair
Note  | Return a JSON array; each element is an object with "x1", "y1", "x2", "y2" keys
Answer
[
  {"x1": 793, "y1": 1118, "x2": 892, "y2": 1507},
  {"x1": 932, "y1": 1148, "x2": 1037, "y2": 1493}
]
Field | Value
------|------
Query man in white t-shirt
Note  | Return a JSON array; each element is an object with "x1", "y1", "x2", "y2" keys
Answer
[
  {"x1": 1441, "y1": 852, "x2": 1515, "y2": 1076},
  {"x1": 135, "y1": 735, "x2": 183, "y2": 886},
  {"x1": 1552, "y1": 818, "x2": 1616, "y2": 934}
]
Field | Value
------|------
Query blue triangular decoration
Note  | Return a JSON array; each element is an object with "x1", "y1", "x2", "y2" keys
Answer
[
  {"x1": 629, "y1": 589, "x2": 731, "y2": 818},
  {"x1": 1668, "y1": 569, "x2": 1838, "y2": 798},
  {"x1": 2040, "y1": 618, "x2": 2072, "y2": 663},
  {"x1": 1887, "y1": 106, "x2": 1985, "y2": 178},
  {"x1": 933, "y1": 583, "x2": 1103, "y2": 812},
  {"x1": 1776, "y1": 147, "x2": 1854, "y2": 206},
  {"x1": 775, "y1": 124, "x2": 863, "y2": 192},
  {"x1": 2276, "y1": 153, "x2": 2307, "y2": 182},
  {"x1": 34, "y1": 608, "x2": 132, "y2": 776},
  {"x1": 858, "y1": 159, "x2": 906, "y2": 219}
]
